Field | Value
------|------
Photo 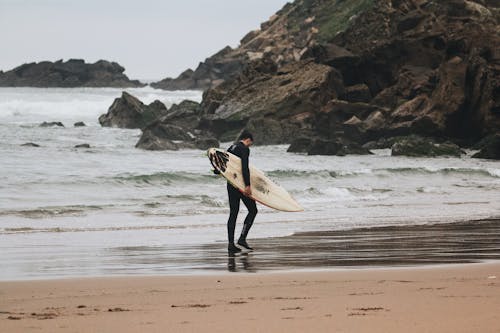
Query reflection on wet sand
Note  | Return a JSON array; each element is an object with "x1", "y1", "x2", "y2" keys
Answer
[
  {"x1": 103, "y1": 218, "x2": 500, "y2": 275},
  {"x1": 227, "y1": 253, "x2": 256, "y2": 273}
]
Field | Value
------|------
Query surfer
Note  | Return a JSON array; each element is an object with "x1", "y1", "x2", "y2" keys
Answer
[{"x1": 226, "y1": 131, "x2": 257, "y2": 253}]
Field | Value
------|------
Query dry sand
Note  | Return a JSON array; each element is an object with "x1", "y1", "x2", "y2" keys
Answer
[{"x1": 1, "y1": 263, "x2": 500, "y2": 332}]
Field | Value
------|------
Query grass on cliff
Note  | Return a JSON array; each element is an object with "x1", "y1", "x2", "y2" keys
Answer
[
  {"x1": 287, "y1": 0, "x2": 375, "y2": 43},
  {"x1": 317, "y1": 0, "x2": 375, "y2": 42}
]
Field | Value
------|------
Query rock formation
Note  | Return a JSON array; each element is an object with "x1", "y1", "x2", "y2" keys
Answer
[
  {"x1": 110, "y1": 0, "x2": 500, "y2": 155},
  {"x1": 193, "y1": 0, "x2": 500, "y2": 153},
  {"x1": 40, "y1": 121, "x2": 64, "y2": 127},
  {"x1": 472, "y1": 134, "x2": 500, "y2": 159},
  {"x1": 134, "y1": 99, "x2": 220, "y2": 151},
  {"x1": 99, "y1": 92, "x2": 168, "y2": 129},
  {"x1": 99, "y1": 91, "x2": 219, "y2": 150},
  {"x1": 151, "y1": 0, "x2": 368, "y2": 91},
  {"x1": 0, "y1": 59, "x2": 145, "y2": 88},
  {"x1": 391, "y1": 136, "x2": 463, "y2": 157}
]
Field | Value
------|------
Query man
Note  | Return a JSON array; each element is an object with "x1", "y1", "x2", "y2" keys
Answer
[{"x1": 226, "y1": 131, "x2": 257, "y2": 253}]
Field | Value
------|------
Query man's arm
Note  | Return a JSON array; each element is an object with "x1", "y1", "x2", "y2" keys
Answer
[{"x1": 241, "y1": 147, "x2": 251, "y2": 194}]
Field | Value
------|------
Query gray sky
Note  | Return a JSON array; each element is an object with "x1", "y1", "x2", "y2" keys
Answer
[{"x1": 0, "y1": 0, "x2": 290, "y2": 80}]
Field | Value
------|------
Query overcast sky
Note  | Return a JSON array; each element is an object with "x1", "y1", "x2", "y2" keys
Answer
[{"x1": 0, "y1": 0, "x2": 290, "y2": 80}]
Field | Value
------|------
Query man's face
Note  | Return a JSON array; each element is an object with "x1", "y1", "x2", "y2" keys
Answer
[{"x1": 242, "y1": 138, "x2": 253, "y2": 147}]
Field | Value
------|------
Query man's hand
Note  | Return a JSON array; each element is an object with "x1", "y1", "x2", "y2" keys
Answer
[{"x1": 244, "y1": 186, "x2": 252, "y2": 196}]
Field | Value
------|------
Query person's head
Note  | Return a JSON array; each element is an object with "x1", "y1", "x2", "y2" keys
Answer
[{"x1": 238, "y1": 130, "x2": 254, "y2": 147}]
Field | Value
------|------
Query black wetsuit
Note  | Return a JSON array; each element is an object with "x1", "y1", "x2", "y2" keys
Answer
[{"x1": 226, "y1": 142, "x2": 258, "y2": 244}]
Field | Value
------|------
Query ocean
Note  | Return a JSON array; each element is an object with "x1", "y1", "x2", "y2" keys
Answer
[{"x1": 1, "y1": 87, "x2": 499, "y2": 280}]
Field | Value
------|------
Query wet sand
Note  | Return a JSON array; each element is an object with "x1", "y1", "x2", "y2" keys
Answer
[
  {"x1": 191, "y1": 218, "x2": 500, "y2": 273},
  {"x1": 1, "y1": 262, "x2": 500, "y2": 332}
]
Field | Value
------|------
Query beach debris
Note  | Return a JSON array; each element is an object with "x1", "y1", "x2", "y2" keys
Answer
[
  {"x1": 7, "y1": 316, "x2": 22, "y2": 320},
  {"x1": 30, "y1": 312, "x2": 58, "y2": 320},
  {"x1": 171, "y1": 304, "x2": 211, "y2": 308},
  {"x1": 349, "y1": 307, "x2": 387, "y2": 316},
  {"x1": 107, "y1": 307, "x2": 130, "y2": 312},
  {"x1": 281, "y1": 307, "x2": 303, "y2": 311}
]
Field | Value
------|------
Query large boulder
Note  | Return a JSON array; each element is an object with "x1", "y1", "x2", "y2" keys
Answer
[
  {"x1": 134, "y1": 132, "x2": 179, "y2": 151},
  {"x1": 391, "y1": 136, "x2": 463, "y2": 157},
  {"x1": 0, "y1": 59, "x2": 144, "y2": 88},
  {"x1": 99, "y1": 92, "x2": 168, "y2": 129},
  {"x1": 199, "y1": 59, "x2": 344, "y2": 142},
  {"x1": 158, "y1": 100, "x2": 202, "y2": 130},
  {"x1": 134, "y1": 98, "x2": 220, "y2": 151},
  {"x1": 135, "y1": 123, "x2": 191, "y2": 151},
  {"x1": 241, "y1": 117, "x2": 299, "y2": 145},
  {"x1": 313, "y1": 99, "x2": 389, "y2": 142}
]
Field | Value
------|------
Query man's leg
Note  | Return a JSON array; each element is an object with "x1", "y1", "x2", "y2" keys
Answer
[
  {"x1": 238, "y1": 196, "x2": 257, "y2": 250},
  {"x1": 227, "y1": 183, "x2": 241, "y2": 252}
]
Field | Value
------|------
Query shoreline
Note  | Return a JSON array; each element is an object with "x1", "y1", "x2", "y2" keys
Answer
[
  {"x1": 2, "y1": 217, "x2": 500, "y2": 281},
  {"x1": 2, "y1": 262, "x2": 499, "y2": 332}
]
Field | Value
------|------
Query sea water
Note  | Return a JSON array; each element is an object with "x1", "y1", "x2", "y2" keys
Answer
[{"x1": 1, "y1": 87, "x2": 499, "y2": 279}]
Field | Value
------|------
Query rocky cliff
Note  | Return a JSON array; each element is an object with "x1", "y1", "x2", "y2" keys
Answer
[
  {"x1": 0, "y1": 59, "x2": 145, "y2": 88},
  {"x1": 197, "y1": 0, "x2": 500, "y2": 148},
  {"x1": 105, "y1": 0, "x2": 500, "y2": 156},
  {"x1": 151, "y1": 0, "x2": 376, "y2": 91}
]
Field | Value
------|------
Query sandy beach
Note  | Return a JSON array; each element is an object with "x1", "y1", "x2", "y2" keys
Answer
[{"x1": 2, "y1": 262, "x2": 499, "y2": 332}]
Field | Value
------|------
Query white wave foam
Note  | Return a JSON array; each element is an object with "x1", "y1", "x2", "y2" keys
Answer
[
  {"x1": 0, "y1": 87, "x2": 202, "y2": 125},
  {"x1": 486, "y1": 168, "x2": 500, "y2": 178}
]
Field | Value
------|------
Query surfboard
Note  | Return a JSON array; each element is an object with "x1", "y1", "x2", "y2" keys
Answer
[{"x1": 207, "y1": 147, "x2": 303, "y2": 212}]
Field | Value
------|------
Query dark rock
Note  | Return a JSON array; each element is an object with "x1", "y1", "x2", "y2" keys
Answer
[
  {"x1": 472, "y1": 133, "x2": 500, "y2": 150},
  {"x1": 21, "y1": 142, "x2": 40, "y2": 147},
  {"x1": 194, "y1": 137, "x2": 220, "y2": 150},
  {"x1": 472, "y1": 134, "x2": 500, "y2": 159},
  {"x1": 313, "y1": 99, "x2": 388, "y2": 142},
  {"x1": 135, "y1": 122, "x2": 193, "y2": 151},
  {"x1": 241, "y1": 117, "x2": 299, "y2": 145},
  {"x1": 40, "y1": 121, "x2": 64, "y2": 127},
  {"x1": 160, "y1": 100, "x2": 201, "y2": 130},
  {"x1": 391, "y1": 136, "x2": 463, "y2": 157},
  {"x1": 199, "y1": 60, "x2": 343, "y2": 141},
  {"x1": 99, "y1": 92, "x2": 168, "y2": 129},
  {"x1": 362, "y1": 136, "x2": 405, "y2": 150},
  {"x1": 151, "y1": 46, "x2": 245, "y2": 91},
  {"x1": 287, "y1": 137, "x2": 313, "y2": 153},
  {"x1": 151, "y1": 0, "x2": 500, "y2": 147},
  {"x1": 303, "y1": 43, "x2": 361, "y2": 73},
  {"x1": 0, "y1": 59, "x2": 144, "y2": 88},
  {"x1": 134, "y1": 131, "x2": 179, "y2": 151},
  {"x1": 307, "y1": 138, "x2": 372, "y2": 156},
  {"x1": 74, "y1": 121, "x2": 86, "y2": 127},
  {"x1": 74, "y1": 144, "x2": 91, "y2": 148},
  {"x1": 340, "y1": 84, "x2": 372, "y2": 103},
  {"x1": 307, "y1": 138, "x2": 341, "y2": 155},
  {"x1": 138, "y1": 123, "x2": 192, "y2": 143}
]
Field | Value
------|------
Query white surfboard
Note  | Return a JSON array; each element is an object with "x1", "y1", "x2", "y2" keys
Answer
[{"x1": 208, "y1": 148, "x2": 303, "y2": 212}]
